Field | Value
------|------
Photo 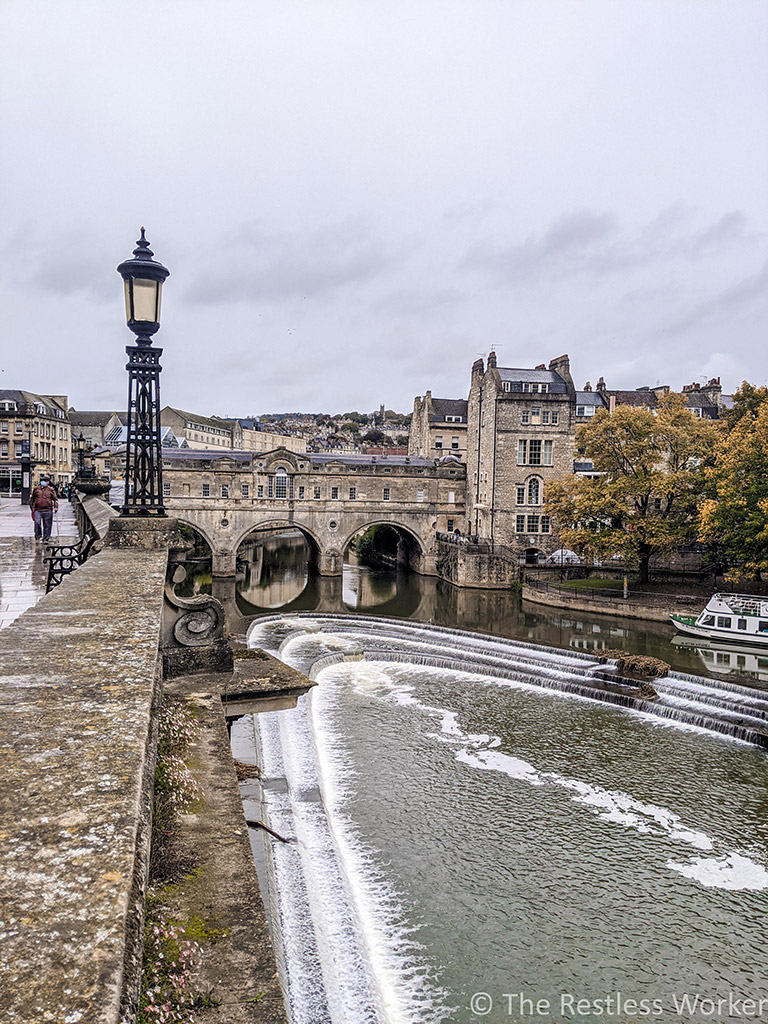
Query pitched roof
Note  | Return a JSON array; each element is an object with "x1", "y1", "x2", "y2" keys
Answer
[
  {"x1": 69, "y1": 411, "x2": 122, "y2": 426},
  {"x1": 310, "y1": 453, "x2": 435, "y2": 467},
  {"x1": 497, "y1": 368, "x2": 568, "y2": 393},
  {"x1": 0, "y1": 390, "x2": 67, "y2": 414},
  {"x1": 430, "y1": 398, "x2": 468, "y2": 421},
  {"x1": 574, "y1": 391, "x2": 606, "y2": 406},
  {"x1": 163, "y1": 407, "x2": 233, "y2": 432},
  {"x1": 607, "y1": 390, "x2": 659, "y2": 408},
  {"x1": 163, "y1": 449, "x2": 253, "y2": 463}
]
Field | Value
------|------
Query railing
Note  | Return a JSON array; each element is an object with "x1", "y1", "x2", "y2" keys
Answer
[{"x1": 524, "y1": 575, "x2": 700, "y2": 606}]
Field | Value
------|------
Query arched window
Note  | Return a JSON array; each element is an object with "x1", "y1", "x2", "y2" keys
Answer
[
  {"x1": 275, "y1": 467, "x2": 287, "y2": 499},
  {"x1": 527, "y1": 477, "x2": 540, "y2": 506}
]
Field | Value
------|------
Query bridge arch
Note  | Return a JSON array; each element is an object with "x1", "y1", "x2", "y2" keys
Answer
[
  {"x1": 342, "y1": 520, "x2": 427, "y2": 575},
  {"x1": 232, "y1": 517, "x2": 324, "y2": 556},
  {"x1": 174, "y1": 515, "x2": 216, "y2": 555}
]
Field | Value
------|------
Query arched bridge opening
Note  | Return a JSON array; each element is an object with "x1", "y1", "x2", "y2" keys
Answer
[
  {"x1": 342, "y1": 523, "x2": 425, "y2": 615},
  {"x1": 235, "y1": 523, "x2": 321, "y2": 612}
]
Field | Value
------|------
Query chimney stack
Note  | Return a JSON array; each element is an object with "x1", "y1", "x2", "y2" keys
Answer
[{"x1": 549, "y1": 353, "x2": 574, "y2": 394}]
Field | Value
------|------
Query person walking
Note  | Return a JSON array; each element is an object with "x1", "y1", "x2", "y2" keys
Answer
[{"x1": 29, "y1": 477, "x2": 58, "y2": 542}]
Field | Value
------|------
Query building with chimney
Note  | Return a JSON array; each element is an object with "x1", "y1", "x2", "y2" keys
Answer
[
  {"x1": 408, "y1": 392, "x2": 468, "y2": 461},
  {"x1": 466, "y1": 353, "x2": 576, "y2": 558}
]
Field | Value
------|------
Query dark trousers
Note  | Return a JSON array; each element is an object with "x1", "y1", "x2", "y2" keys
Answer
[{"x1": 33, "y1": 509, "x2": 53, "y2": 541}]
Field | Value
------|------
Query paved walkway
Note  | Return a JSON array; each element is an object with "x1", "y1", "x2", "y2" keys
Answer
[{"x1": 0, "y1": 497, "x2": 77, "y2": 630}]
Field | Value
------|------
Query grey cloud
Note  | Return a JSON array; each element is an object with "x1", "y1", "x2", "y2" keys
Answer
[
  {"x1": 464, "y1": 208, "x2": 619, "y2": 282},
  {"x1": 664, "y1": 258, "x2": 768, "y2": 335},
  {"x1": 465, "y1": 206, "x2": 755, "y2": 285},
  {"x1": 185, "y1": 219, "x2": 394, "y2": 305},
  {"x1": 374, "y1": 287, "x2": 464, "y2": 318},
  {"x1": 10, "y1": 226, "x2": 116, "y2": 302}
]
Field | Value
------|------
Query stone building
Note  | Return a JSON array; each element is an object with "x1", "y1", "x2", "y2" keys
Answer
[
  {"x1": 68, "y1": 410, "x2": 124, "y2": 448},
  {"x1": 412, "y1": 356, "x2": 729, "y2": 564},
  {"x1": 223, "y1": 417, "x2": 307, "y2": 454},
  {"x1": 161, "y1": 448, "x2": 465, "y2": 576},
  {"x1": 0, "y1": 390, "x2": 73, "y2": 495},
  {"x1": 466, "y1": 353, "x2": 576, "y2": 559},
  {"x1": 161, "y1": 407, "x2": 306, "y2": 454},
  {"x1": 408, "y1": 393, "x2": 468, "y2": 461}
]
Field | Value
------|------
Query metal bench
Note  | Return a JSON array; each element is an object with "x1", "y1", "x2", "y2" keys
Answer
[{"x1": 43, "y1": 532, "x2": 99, "y2": 592}]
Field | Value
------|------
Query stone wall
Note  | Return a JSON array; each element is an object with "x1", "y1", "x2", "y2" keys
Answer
[
  {"x1": 522, "y1": 581, "x2": 702, "y2": 622},
  {"x1": 436, "y1": 538, "x2": 517, "y2": 589},
  {"x1": 466, "y1": 354, "x2": 575, "y2": 559},
  {"x1": 0, "y1": 545, "x2": 168, "y2": 1022}
]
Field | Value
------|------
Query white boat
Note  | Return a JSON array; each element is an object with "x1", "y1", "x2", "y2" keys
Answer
[
  {"x1": 671, "y1": 593, "x2": 768, "y2": 646},
  {"x1": 671, "y1": 635, "x2": 768, "y2": 687}
]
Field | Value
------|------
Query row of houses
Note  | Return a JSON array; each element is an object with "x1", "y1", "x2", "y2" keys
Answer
[
  {"x1": 409, "y1": 353, "x2": 727, "y2": 556},
  {"x1": 0, "y1": 391, "x2": 74, "y2": 494},
  {"x1": 0, "y1": 397, "x2": 307, "y2": 496}
]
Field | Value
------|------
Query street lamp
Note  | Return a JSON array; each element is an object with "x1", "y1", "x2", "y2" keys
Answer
[
  {"x1": 116, "y1": 229, "x2": 170, "y2": 516},
  {"x1": 72, "y1": 432, "x2": 87, "y2": 476}
]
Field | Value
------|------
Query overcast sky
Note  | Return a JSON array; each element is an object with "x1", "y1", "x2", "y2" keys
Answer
[{"x1": 1, "y1": 1, "x2": 766, "y2": 416}]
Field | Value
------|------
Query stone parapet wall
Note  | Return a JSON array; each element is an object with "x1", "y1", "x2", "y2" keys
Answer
[{"x1": 0, "y1": 546, "x2": 168, "y2": 1023}]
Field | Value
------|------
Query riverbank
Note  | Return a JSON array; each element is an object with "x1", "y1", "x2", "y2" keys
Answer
[
  {"x1": 155, "y1": 671, "x2": 290, "y2": 1023},
  {"x1": 523, "y1": 576, "x2": 705, "y2": 622}
]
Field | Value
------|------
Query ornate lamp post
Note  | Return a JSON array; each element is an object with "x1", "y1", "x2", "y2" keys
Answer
[{"x1": 116, "y1": 229, "x2": 170, "y2": 517}]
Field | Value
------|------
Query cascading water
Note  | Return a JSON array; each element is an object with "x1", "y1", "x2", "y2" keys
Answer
[{"x1": 243, "y1": 614, "x2": 768, "y2": 1024}]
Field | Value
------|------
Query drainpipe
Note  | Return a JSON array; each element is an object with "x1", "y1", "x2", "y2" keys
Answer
[
  {"x1": 475, "y1": 385, "x2": 483, "y2": 539},
  {"x1": 490, "y1": 397, "x2": 498, "y2": 546}
]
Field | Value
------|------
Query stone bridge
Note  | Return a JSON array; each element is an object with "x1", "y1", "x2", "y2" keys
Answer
[{"x1": 162, "y1": 448, "x2": 467, "y2": 578}]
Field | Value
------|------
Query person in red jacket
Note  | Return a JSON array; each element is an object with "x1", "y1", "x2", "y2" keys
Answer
[{"x1": 29, "y1": 477, "x2": 58, "y2": 541}]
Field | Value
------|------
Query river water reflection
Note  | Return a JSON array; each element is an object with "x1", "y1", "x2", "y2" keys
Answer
[{"x1": 192, "y1": 531, "x2": 768, "y2": 687}]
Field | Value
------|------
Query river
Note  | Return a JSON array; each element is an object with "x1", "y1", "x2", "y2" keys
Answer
[
  {"x1": 239, "y1": 615, "x2": 768, "y2": 1024},
  {"x1": 223, "y1": 531, "x2": 768, "y2": 688}
]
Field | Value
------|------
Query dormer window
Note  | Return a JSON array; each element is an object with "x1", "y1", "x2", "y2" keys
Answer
[{"x1": 502, "y1": 382, "x2": 511, "y2": 392}]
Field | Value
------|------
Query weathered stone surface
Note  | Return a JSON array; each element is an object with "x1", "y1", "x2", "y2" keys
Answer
[
  {"x1": 104, "y1": 516, "x2": 190, "y2": 551},
  {"x1": 0, "y1": 547, "x2": 167, "y2": 1023},
  {"x1": 159, "y1": 678, "x2": 290, "y2": 1022},
  {"x1": 79, "y1": 493, "x2": 119, "y2": 540}
]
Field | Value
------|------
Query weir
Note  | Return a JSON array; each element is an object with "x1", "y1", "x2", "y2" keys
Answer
[
  {"x1": 250, "y1": 613, "x2": 768, "y2": 748},
  {"x1": 243, "y1": 613, "x2": 768, "y2": 1023}
]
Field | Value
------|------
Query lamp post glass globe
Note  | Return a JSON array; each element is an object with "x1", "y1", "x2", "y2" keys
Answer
[{"x1": 117, "y1": 228, "x2": 170, "y2": 344}]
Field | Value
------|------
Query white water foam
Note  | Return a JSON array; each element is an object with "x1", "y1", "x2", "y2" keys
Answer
[
  {"x1": 309, "y1": 668, "x2": 451, "y2": 1024},
  {"x1": 276, "y1": 700, "x2": 382, "y2": 1024},
  {"x1": 666, "y1": 852, "x2": 768, "y2": 891},
  {"x1": 341, "y1": 659, "x2": 767, "y2": 893}
]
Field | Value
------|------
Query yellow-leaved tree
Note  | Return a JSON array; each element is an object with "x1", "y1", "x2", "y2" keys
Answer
[
  {"x1": 699, "y1": 384, "x2": 768, "y2": 581},
  {"x1": 546, "y1": 393, "x2": 717, "y2": 584}
]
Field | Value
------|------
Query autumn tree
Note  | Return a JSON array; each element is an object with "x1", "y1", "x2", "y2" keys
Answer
[
  {"x1": 546, "y1": 393, "x2": 717, "y2": 583},
  {"x1": 699, "y1": 384, "x2": 768, "y2": 581}
]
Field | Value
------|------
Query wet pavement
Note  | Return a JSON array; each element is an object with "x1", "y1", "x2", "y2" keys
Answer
[{"x1": 0, "y1": 497, "x2": 77, "y2": 630}]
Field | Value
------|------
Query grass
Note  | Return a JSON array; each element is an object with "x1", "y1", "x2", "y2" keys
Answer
[{"x1": 559, "y1": 577, "x2": 627, "y2": 591}]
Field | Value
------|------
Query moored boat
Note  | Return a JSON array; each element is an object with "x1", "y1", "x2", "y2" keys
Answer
[{"x1": 671, "y1": 593, "x2": 768, "y2": 646}]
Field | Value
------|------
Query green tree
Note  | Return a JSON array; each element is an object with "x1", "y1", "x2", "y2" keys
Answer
[
  {"x1": 700, "y1": 386, "x2": 768, "y2": 581},
  {"x1": 723, "y1": 381, "x2": 768, "y2": 429},
  {"x1": 546, "y1": 393, "x2": 716, "y2": 583}
]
